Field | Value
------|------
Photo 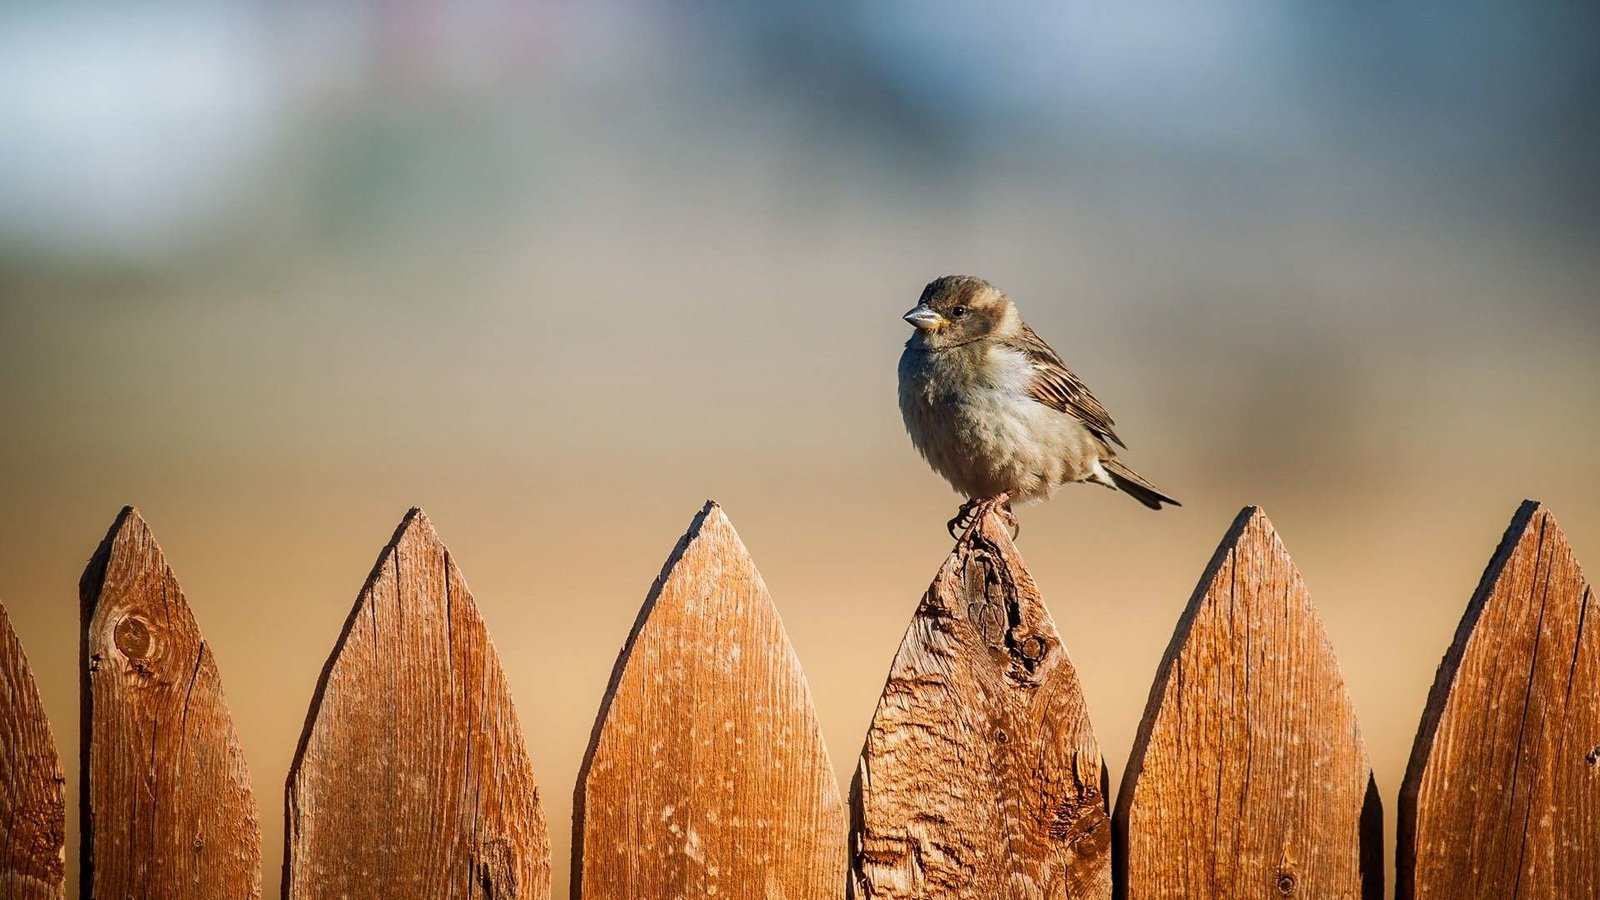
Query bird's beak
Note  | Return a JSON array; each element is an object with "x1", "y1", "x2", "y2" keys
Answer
[{"x1": 903, "y1": 305, "x2": 946, "y2": 331}]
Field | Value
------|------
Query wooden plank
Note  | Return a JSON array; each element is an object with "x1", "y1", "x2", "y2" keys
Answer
[
  {"x1": 1398, "y1": 501, "x2": 1598, "y2": 899},
  {"x1": 1114, "y1": 507, "x2": 1381, "y2": 899},
  {"x1": 850, "y1": 509, "x2": 1110, "y2": 898},
  {"x1": 79, "y1": 506, "x2": 261, "y2": 898},
  {"x1": 0, "y1": 599, "x2": 66, "y2": 899},
  {"x1": 286, "y1": 508, "x2": 549, "y2": 900},
  {"x1": 576, "y1": 501, "x2": 847, "y2": 898}
]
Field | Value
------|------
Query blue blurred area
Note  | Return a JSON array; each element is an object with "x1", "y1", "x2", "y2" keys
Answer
[{"x1": 3, "y1": 1, "x2": 1597, "y2": 265}]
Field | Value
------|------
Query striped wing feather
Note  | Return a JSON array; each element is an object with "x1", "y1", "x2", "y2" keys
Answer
[{"x1": 1011, "y1": 324, "x2": 1126, "y2": 449}]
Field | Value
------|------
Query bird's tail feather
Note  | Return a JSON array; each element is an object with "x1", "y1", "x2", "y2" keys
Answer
[{"x1": 1103, "y1": 459, "x2": 1180, "y2": 510}]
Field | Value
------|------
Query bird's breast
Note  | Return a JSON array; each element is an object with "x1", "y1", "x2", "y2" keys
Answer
[
  {"x1": 900, "y1": 344, "x2": 1030, "y2": 409},
  {"x1": 900, "y1": 345, "x2": 1075, "y2": 493}
]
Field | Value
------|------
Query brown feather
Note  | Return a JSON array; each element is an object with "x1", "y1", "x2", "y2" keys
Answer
[{"x1": 1006, "y1": 324, "x2": 1127, "y2": 449}]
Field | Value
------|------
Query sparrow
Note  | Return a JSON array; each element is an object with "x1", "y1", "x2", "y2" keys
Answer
[{"x1": 898, "y1": 275, "x2": 1179, "y2": 536}]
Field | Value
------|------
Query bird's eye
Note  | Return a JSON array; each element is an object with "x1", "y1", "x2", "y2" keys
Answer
[{"x1": 950, "y1": 306, "x2": 967, "y2": 318}]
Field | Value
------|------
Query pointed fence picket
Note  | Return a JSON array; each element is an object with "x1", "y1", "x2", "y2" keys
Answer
[
  {"x1": 1113, "y1": 507, "x2": 1382, "y2": 899},
  {"x1": 1398, "y1": 501, "x2": 1598, "y2": 899},
  {"x1": 575, "y1": 501, "x2": 847, "y2": 899},
  {"x1": 0, "y1": 499, "x2": 1590, "y2": 896},
  {"x1": 851, "y1": 508, "x2": 1110, "y2": 899},
  {"x1": 79, "y1": 507, "x2": 261, "y2": 899},
  {"x1": 0, "y1": 599, "x2": 65, "y2": 900},
  {"x1": 285, "y1": 508, "x2": 550, "y2": 900}
]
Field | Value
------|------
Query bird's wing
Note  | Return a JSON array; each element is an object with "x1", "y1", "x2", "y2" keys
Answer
[{"x1": 1011, "y1": 324, "x2": 1126, "y2": 449}]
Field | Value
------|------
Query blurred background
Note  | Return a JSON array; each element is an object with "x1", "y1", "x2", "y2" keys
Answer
[{"x1": 2, "y1": 1, "x2": 1598, "y2": 895}]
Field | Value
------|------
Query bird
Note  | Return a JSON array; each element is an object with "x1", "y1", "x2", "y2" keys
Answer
[{"x1": 897, "y1": 274, "x2": 1179, "y2": 537}]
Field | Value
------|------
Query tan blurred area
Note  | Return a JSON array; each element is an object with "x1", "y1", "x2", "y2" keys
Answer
[{"x1": 2, "y1": 3, "x2": 1598, "y2": 897}]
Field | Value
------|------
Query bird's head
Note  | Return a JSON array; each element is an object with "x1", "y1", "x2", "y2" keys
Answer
[{"x1": 903, "y1": 275, "x2": 1017, "y2": 349}]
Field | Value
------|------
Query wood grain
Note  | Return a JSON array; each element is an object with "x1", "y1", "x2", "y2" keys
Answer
[
  {"x1": 1398, "y1": 501, "x2": 1598, "y2": 899},
  {"x1": 576, "y1": 501, "x2": 847, "y2": 899},
  {"x1": 0, "y1": 599, "x2": 65, "y2": 899},
  {"x1": 851, "y1": 509, "x2": 1110, "y2": 899},
  {"x1": 1114, "y1": 507, "x2": 1380, "y2": 900},
  {"x1": 79, "y1": 506, "x2": 261, "y2": 898},
  {"x1": 286, "y1": 508, "x2": 549, "y2": 900}
]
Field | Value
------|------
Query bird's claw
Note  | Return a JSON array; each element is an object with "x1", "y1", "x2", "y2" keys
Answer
[
  {"x1": 946, "y1": 500, "x2": 982, "y2": 538},
  {"x1": 946, "y1": 495, "x2": 1019, "y2": 540}
]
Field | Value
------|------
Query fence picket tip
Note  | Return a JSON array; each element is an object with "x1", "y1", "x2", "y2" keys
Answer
[
  {"x1": 853, "y1": 505, "x2": 1109, "y2": 898},
  {"x1": 0, "y1": 598, "x2": 66, "y2": 900},
  {"x1": 1398, "y1": 499, "x2": 1596, "y2": 898},
  {"x1": 576, "y1": 501, "x2": 845, "y2": 899},
  {"x1": 79, "y1": 505, "x2": 262, "y2": 899},
  {"x1": 286, "y1": 507, "x2": 549, "y2": 899},
  {"x1": 1116, "y1": 504, "x2": 1379, "y2": 898}
]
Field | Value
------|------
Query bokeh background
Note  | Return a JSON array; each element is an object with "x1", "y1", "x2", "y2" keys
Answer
[{"x1": 3, "y1": 2, "x2": 1598, "y2": 896}]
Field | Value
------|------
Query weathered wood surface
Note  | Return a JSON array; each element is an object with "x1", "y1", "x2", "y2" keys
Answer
[
  {"x1": 0, "y1": 600, "x2": 65, "y2": 899},
  {"x1": 1398, "y1": 501, "x2": 1598, "y2": 899},
  {"x1": 1115, "y1": 507, "x2": 1380, "y2": 899},
  {"x1": 851, "y1": 509, "x2": 1110, "y2": 898},
  {"x1": 576, "y1": 501, "x2": 847, "y2": 898},
  {"x1": 286, "y1": 508, "x2": 549, "y2": 900},
  {"x1": 79, "y1": 506, "x2": 261, "y2": 898}
]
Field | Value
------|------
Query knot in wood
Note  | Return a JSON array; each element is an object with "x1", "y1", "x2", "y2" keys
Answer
[
  {"x1": 113, "y1": 615, "x2": 152, "y2": 660},
  {"x1": 1018, "y1": 635, "x2": 1046, "y2": 662},
  {"x1": 1587, "y1": 745, "x2": 1600, "y2": 767},
  {"x1": 1046, "y1": 793, "x2": 1110, "y2": 855},
  {"x1": 1276, "y1": 871, "x2": 1298, "y2": 896}
]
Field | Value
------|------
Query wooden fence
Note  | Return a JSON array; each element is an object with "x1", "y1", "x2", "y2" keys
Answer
[{"x1": 0, "y1": 499, "x2": 1593, "y2": 898}]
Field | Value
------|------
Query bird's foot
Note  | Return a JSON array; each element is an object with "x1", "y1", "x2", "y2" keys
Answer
[
  {"x1": 946, "y1": 494, "x2": 1017, "y2": 540},
  {"x1": 947, "y1": 500, "x2": 983, "y2": 538}
]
